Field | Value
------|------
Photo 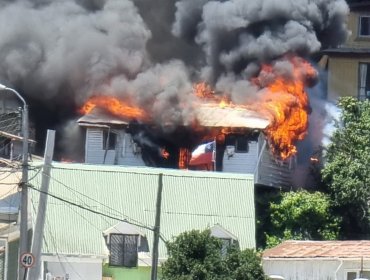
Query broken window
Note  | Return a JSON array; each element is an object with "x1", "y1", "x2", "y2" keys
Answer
[
  {"x1": 103, "y1": 131, "x2": 117, "y2": 150},
  {"x1": 224, "y1": 135, "x2": 249, "y2": 153}
]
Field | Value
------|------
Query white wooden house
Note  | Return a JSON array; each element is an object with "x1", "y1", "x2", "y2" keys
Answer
[
  {"x1": 77, "y1": 106, "x2": 296, "y2": 188},
  {"x1": 263, "y1": 240, "x2": 370, "y2": 280}
]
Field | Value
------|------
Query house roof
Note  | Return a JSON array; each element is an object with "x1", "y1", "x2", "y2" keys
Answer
[
  {"x1": 77, "y1": 104, "x2": 270, "y2": 130},
  {"x1": 28, "y1": 162, "x2": 256, "y2": 261},
  {"x1": 323, "y1": 48, "x2": 370, "y2": 55},
  {"x1": 263, "y1": 240, "x2": 370, "y2": 259},
  {"x1": 77, "y1": 108, "x2": 129, "y2": 127},
  {"x1": 195, "y1": 104, "x2": 269, "y2": 129}
]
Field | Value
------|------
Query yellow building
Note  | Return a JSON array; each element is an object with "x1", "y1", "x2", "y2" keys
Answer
[{"x1": 325, "y1": 1, "x2": 370, "y2": 101}]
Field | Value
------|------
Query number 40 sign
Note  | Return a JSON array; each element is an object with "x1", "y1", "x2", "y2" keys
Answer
[{"x1": 20, "y1": 253, "x2": 35, "y2": 268}]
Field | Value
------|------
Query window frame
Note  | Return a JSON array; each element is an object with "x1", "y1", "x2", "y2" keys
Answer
[
  {"x1": 224, "y1": 135, "x2": 249, "y2": 153},
  {"x1": 345, "y1": 269, "x2": 370, "y2": 280},
  {"x1": 359, "y1": 15, "x2": 370, "y2": 37},
  {"x1": 109, "y1": 233, "x2": 139, "y2": 268},
  {"x1": 103, "y1": 130, "x2": 117, "y2": 151},
  {"x1": 358, "y1": 63, "x2": 370, "y2": 101}
]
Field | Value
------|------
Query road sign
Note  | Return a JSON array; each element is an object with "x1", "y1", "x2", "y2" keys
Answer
[{"x1": 20, "y1": 252, "x2": 35, "y2": 268}]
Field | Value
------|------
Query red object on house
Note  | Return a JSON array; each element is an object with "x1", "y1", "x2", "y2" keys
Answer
[{"x1": 189, "y1": 141, "x2": 215, "y2": 166}]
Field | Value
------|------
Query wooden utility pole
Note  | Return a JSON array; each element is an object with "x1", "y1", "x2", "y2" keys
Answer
[
  {"x1": 150, "y1": 173, "x2": 163, "y2": 280},
  {"x1": 29, "y1": 130, "x2": 55, "y2": 280}
]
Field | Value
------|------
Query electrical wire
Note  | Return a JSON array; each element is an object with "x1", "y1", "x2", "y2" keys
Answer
[
  {"x1": 38, "y1": 172, "x2": 152, "y2": 230},
  {"x1": 27, "y1": 184, "x2": 154, "y2": 232}
]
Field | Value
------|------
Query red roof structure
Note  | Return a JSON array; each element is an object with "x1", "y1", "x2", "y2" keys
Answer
[{"x1": 263, "y1": 240, "x2": 370, "y2": 259}]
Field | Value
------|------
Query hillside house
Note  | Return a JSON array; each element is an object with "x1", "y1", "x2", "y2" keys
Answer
[
  {"x1": 324, "y1": 1, "x2": 370, "y2": 101},
  {"x1": 0, "y1": 91, "x2": 35, "y2": 161},
  {"x1": 26, "y1": 162, "x2": 256, "y2": 280},
  {"x1": 263, "y1": 240, "x2": 370, "y2": 280},
  {"x1": 77, "y1": 106, "x2": 296, "y2": 188}
]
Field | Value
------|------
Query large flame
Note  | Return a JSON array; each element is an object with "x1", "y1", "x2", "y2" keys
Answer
[
  {"x1": 192, "y1": 56, "x2": 315, "y2": 160},
  {"x1": 254, "y1": 56, "x2": 315, "y2": 159},
  {"x1": 79, "y1": 56, "x2": 315, "y2": 160},
  {"x1": 79, "y1": 96, "x2": 148, "y2": 121}
]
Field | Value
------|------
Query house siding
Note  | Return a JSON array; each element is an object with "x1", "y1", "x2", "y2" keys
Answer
[
  {"x1": 254, "y1": 135, "x2": 294, "y2": 188},
  {"x1": 326, "y1": 9, "x2": 370, "y2": 101},
  {"x1": 263, "y1": 259, "x2": 340, "y2": 280},
  {"x1": 346, "y1": 12, "x2": 370, "y2": 49},
  {"x1": 85, "y1": 128, "x2": 145, "y2": 166},
  {"x1": 43, "y1": 256, "x2": 103, "y2": 280},
  {"x1": 103, "y1": 264, "x2": 151, "y2": 280},
  {"x1": 263, "y1": 258, "x2": 370, "y2": 280},
  {"x1": 327, "y1": 57, "x2": 370, "y2": 101},
  {"x1": 222, "y1": 141, "x2": 258, "y2": 174}
]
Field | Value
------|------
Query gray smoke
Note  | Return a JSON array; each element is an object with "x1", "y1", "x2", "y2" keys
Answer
[
  {"x1": 173, "y1": 0, "x2": 349, "y2": 84},
  {"x1": 0, "y1": 0, "x2": 151, "y2": 103},
  {"x1": 0, "y1": 0, "x2": 349, "y2": 134}
]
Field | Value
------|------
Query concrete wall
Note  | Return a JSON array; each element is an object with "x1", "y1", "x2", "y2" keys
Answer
[
  {"x1": 103, "y1": 264, "x2": 151, "y2": 280},
  {"x1": 44, "y1": 256, "x2": 103, "y2": 280}
]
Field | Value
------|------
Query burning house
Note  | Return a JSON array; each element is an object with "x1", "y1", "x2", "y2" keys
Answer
[
  {"x1": 76, "y1": 58, "x2": 313, "y2": 188},
  {"x1": 0, "y1": 0, "x2": 350, "y2": 183}
]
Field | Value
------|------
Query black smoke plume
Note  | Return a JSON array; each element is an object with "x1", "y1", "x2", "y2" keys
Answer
[{"x1": 0, "y1": 0, "x2": 349, "y2": 159}]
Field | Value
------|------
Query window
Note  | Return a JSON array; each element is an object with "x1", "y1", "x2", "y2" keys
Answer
[
  {"x1": 210, "y1": 225, "x2": 239, "y2": 257},
  {"x1": 109, "y1": 234, "x2": 138, "y2": 267},
  {"x1": 224, "y1": 135, "x2": 249, "y2": 153},
  {"x1": 347, "y1": 272, "x2": 357, "y2": 280},
  {"x1": 346, "y1": 270, "x2": 370, "y2": 280},
  {"x1": 103, "y1": 131, "x2": 117, "y2": 150},
  {"x1": 359, "y1": 16, "x2": 370, "y2": 37},
  {"x1": 358, "y1": 63, "x2": 370, "y2": 100}
]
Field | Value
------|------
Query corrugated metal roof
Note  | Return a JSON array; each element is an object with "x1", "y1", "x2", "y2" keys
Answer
[
  {"x1": 77, "y1": 104, "x2": 269, "y2": 129},
  {"x1": 263, "y1": 240, "x2": 370, "y2": 259},
  {"x1": 195, "y1": 104, "x2": 269, "y2": 129},
  {"x1": 29, "y1": 162, "x2": 255, "y2": 260}
]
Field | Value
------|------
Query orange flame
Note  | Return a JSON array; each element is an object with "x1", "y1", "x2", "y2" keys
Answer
[
  {"x1": 160, "y1": 148, "x2": 170, "y2": 159},
  {"x1": 254, "y1": 56, "x2": 315, "y2": 159},
  {"x1": 179, "y1": 148, "x2": 190, "y2": 169},
  {"x1": 79, "y1": 56, "x2": 314, "y2": 160},
  {"x1": 79, "y1": 96, "x2": 148, "y2": 121}
]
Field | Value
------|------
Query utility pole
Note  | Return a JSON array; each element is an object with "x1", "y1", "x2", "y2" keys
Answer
[
  {"x1": 29, "y1": 130, "x2": 55, "y2": 280},
  {"x1": 0, "y1": 84, "x2": 29, "y2": 280},
  {"x1": 150, "y1": 173, "x2": 163, "y2": 280},
  {"x1": 19, "y1": 103, "x2": 29, "y2": 280}
]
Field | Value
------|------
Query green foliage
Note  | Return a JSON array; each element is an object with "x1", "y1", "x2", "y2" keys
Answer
[
  {"x1": 321, "y1": 97, "x2": 370, "y2": 237},
  {"x1": 161, "y1": 229, "x2": 266, "y2": 280},
  {"x1": 265, "y1": 190, "x2": 340, "y2": 248},
  {"x1": 224, "y1": 247, "x2": 266, "y2": 280}
]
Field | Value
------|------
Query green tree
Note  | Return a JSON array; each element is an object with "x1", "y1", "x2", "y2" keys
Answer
[
  {"x1": 265, "y1": 190, "x2": 340, "y2": 248},
  {"x1": 321, "y1": 97, "x2": 370, "y2": 238},
  {"x1": 161, "y1": 229, "x2": 266, "y2": 280}
]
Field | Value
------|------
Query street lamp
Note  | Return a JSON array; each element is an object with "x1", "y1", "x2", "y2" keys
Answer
[{"x1": 0, "y1": 83, "x2": 29, "y2": 280}]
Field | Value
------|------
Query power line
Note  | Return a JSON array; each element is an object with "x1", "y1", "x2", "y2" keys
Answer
[
  {"x1": 27, "y1": 184, "x2": 154, "y2": 232},
  {"x1": 37, "y1": 172, "x2": 152, "y2": 230}
]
